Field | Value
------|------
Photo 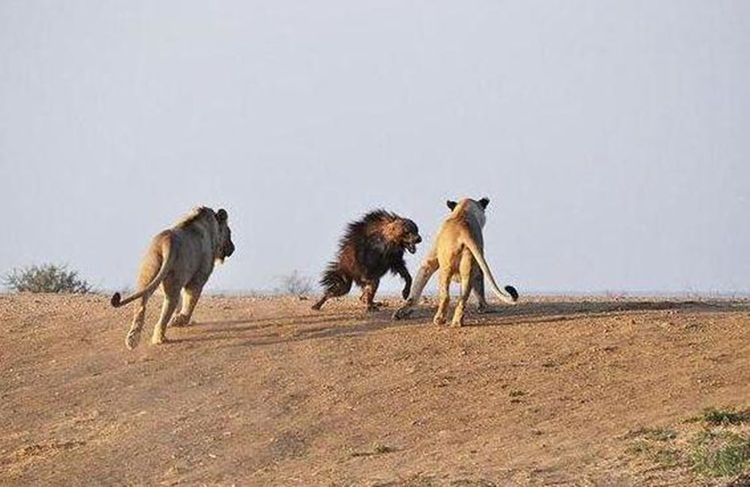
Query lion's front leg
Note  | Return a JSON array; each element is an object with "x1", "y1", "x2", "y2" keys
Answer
[{"x1": 393, "y1": 255, "x2": 438, "y2": 320}]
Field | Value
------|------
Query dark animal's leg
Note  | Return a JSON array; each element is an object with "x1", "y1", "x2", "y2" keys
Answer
[
  {"x1": 391, "y1": 259, "x2": 412, "y2": 300},
  {"x1": 311, "y1": 295, "x2": 328, "y2": 310},
  {"x1": 312, "y1": 272, "x2": 352, "y2": 310},
  {"x1": 363, "y1": 279, "x2": 381, "y2": 312}
]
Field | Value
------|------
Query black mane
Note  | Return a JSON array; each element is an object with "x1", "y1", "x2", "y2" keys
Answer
[{"x1": 338, "y1": 209, "x2": 401, "y2": 255}]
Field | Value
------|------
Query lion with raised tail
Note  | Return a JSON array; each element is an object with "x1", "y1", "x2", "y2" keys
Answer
[
  {"x1": 393, "y1": 197, "x2": 518, "y2": 326},
  {"x1": 111, "y1": 207, "x2": 235, "y2": 349}
]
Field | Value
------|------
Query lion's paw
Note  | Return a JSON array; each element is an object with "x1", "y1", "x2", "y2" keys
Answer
[
  {"x1": 125, "y1": 330, "x2": 141, "y2": 350},
  {"x1": 151, "y1": 335, "x2": 169, "y2": 346},
  {"x1": 170, "y1": 314, "x2": 189, "y2": 327}
]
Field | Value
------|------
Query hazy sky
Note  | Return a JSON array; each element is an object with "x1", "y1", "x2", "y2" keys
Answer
[{"x1": 1, "y1": 1, "x2": 749, "y2": 294}]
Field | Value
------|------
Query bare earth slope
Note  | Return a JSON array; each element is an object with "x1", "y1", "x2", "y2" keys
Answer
[{"x1": 1, "y1": 294, "x2": 748, "y2": 486}]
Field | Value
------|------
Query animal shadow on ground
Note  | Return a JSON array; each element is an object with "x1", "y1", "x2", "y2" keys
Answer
[
  {"x1": 171, "y1": 305, "x2": 410, "y2": 347},
  {"x1": 170, "y1": 299, "x2": 749, "y2": 347},
  {"x1": 468, "y1": 299, "x2": 749, "y2": 327}
]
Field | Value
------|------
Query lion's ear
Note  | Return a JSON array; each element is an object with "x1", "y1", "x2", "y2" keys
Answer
[
  {"x1": 216, "y1": 208, "x2": 228, "y2": 222},
  {"x1": 478, "y1": 197, "x2": 490, "y2": 209},
  {"x1": 446, "y1": 200, "x2": 457, "y2": 211}
]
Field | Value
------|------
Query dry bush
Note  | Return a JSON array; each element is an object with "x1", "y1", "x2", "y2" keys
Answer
[
  {"x1": 3, "y1": 263, "x2": 92, "y2": 294},
  {"x1": 276, "y1": 270, "x2": 315, "y2": 297}
]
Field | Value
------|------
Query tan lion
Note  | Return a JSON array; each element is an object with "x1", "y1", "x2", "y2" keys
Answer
[
  {"x1": 111, "y1": 207, "x2": 235, "y2": 349},
  {"x1": 393, "y1": 197, "x2": 518, "y2": 326}
]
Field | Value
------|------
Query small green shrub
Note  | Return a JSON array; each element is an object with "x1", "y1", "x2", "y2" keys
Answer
[
  {"x1": 625, "y1": 427, "x2": 678, "y2": 442},
  {"x1": 626, "y1": 408, "x2": 750, "y2": 481},
  {"x1": 3, "y1": 263, "x2": 92, "y2": 294},
  {"x1": 689, "y1": 431, "x2": 750, "y2": 477}
]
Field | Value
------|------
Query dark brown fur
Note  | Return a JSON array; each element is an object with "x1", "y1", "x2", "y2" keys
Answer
[{"x1": 312, "y1": 210, "x2": 422, "y2": 311}]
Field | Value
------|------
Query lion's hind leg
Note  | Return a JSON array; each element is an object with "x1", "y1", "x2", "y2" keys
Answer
[
  {"x1": 125, "y1": 295, "x2": 149, "y2": 350},
  {"x1": 312, "y1": 271, "x2": 353, "y2": 310},
  {"x1": 433, "y1": 268, "x2": 452, "y2": 325},
  {"x1": 451, "y1": 253, "x2": 474, "y2": 327},
  {"x1": 471, "y1": 266, "x2": 490, "y2": 313},
  {"x1": 152, "y1": 282, "x2": 180, "y2": 345},
  {"x1": 124, "y1": 258, "x2": 162, "y2": 350}
]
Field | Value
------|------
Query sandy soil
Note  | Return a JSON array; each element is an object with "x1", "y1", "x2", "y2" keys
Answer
[{"x1": 1, "y1": 294, "x2": 748, "y2": 486}]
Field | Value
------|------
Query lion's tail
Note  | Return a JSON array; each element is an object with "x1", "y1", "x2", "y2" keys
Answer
[
  {"x1": 462, "y1": 233, "x2": 519, "y2": 304},
  {"x1": 111, "y1": 237, "x2": 175, "y2": 308},
  {"x1": 320, "y1": 263, "x2": 353, "y2": 297}
]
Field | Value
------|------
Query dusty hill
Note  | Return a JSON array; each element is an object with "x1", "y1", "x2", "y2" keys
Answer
[{"x1": 1, "y1": 294, "x2": 748, "y2": 486}]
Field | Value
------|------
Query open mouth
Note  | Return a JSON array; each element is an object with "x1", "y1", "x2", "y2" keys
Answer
[{"x1": 404, "y1": 242, "x2": 417, "y2": 254}]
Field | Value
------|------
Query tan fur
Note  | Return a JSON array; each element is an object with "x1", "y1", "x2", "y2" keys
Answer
[
  {"x1": 393, "y1": 198, "x2": 517, "y2": 325},
  {"x1": 111, "y1": 207, "x2": 235, "y2": 349}
]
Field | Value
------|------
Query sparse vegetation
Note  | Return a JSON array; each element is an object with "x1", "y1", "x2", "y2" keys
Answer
[
  {"x1": 627, "y1": 407, "x2": 750, "y2": 481},
  {"x1": 3, "y1": 264, "x2": 92, "y2": 294},
  {"x1": 350, "y1": 443, "x2": 396, "y2": 457},
  {"x1": 625, "y1": 427, "x2": 678, "y2": 442},
  {"x1": 627, "y1": 440, "x2": 681, "y2": 468},
  {"x1": 689, "y1": 430, "x2": 750, "y2": 477},
  {"x1": 275, "y1": 270, "x2": 314, "y2": 297},
  {"x1": 702, "y1": 408, "x2": 750, "y2": 426}
]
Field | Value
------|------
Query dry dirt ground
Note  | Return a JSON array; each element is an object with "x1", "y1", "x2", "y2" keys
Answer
[{"x1": 1, "y1": 294, "x2": 748, "y2": 486}]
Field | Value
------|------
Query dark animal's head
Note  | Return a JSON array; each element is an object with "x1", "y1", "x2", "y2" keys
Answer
[
  {"x1": 383, "y1": 217, "x2": 422, "y2": 254},
  {"x1": 215, "y1": 208, "x2": 235, "y2": 262},
  {"x1": 446, "y1": 197, "x2": 490, "y2": 228}
]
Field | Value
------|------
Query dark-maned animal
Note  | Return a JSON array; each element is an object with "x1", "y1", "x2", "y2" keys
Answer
[
  {"x1": 111, "y1": 206, "x2": 235, "y2": 349},
  {"x1": 312, "y1": 210, "x2": 422, "y2": 311}
]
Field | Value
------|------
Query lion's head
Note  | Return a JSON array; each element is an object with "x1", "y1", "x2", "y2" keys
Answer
[
  {"x1": 447, "y1": 197, "x2": 489, "y2": 228},
  {"x1": 214, "y1": 208, "x2": 235, "y2": 262}
]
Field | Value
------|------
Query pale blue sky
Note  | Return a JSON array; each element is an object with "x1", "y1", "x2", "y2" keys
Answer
[{"x1": 1, "y1": 1, "x2": 748, "y2": 294}]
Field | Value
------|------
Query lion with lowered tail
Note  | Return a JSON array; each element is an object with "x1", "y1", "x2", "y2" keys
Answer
[{"x1": 111, "y1": 207, "x2": 235, "y2": 349}]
